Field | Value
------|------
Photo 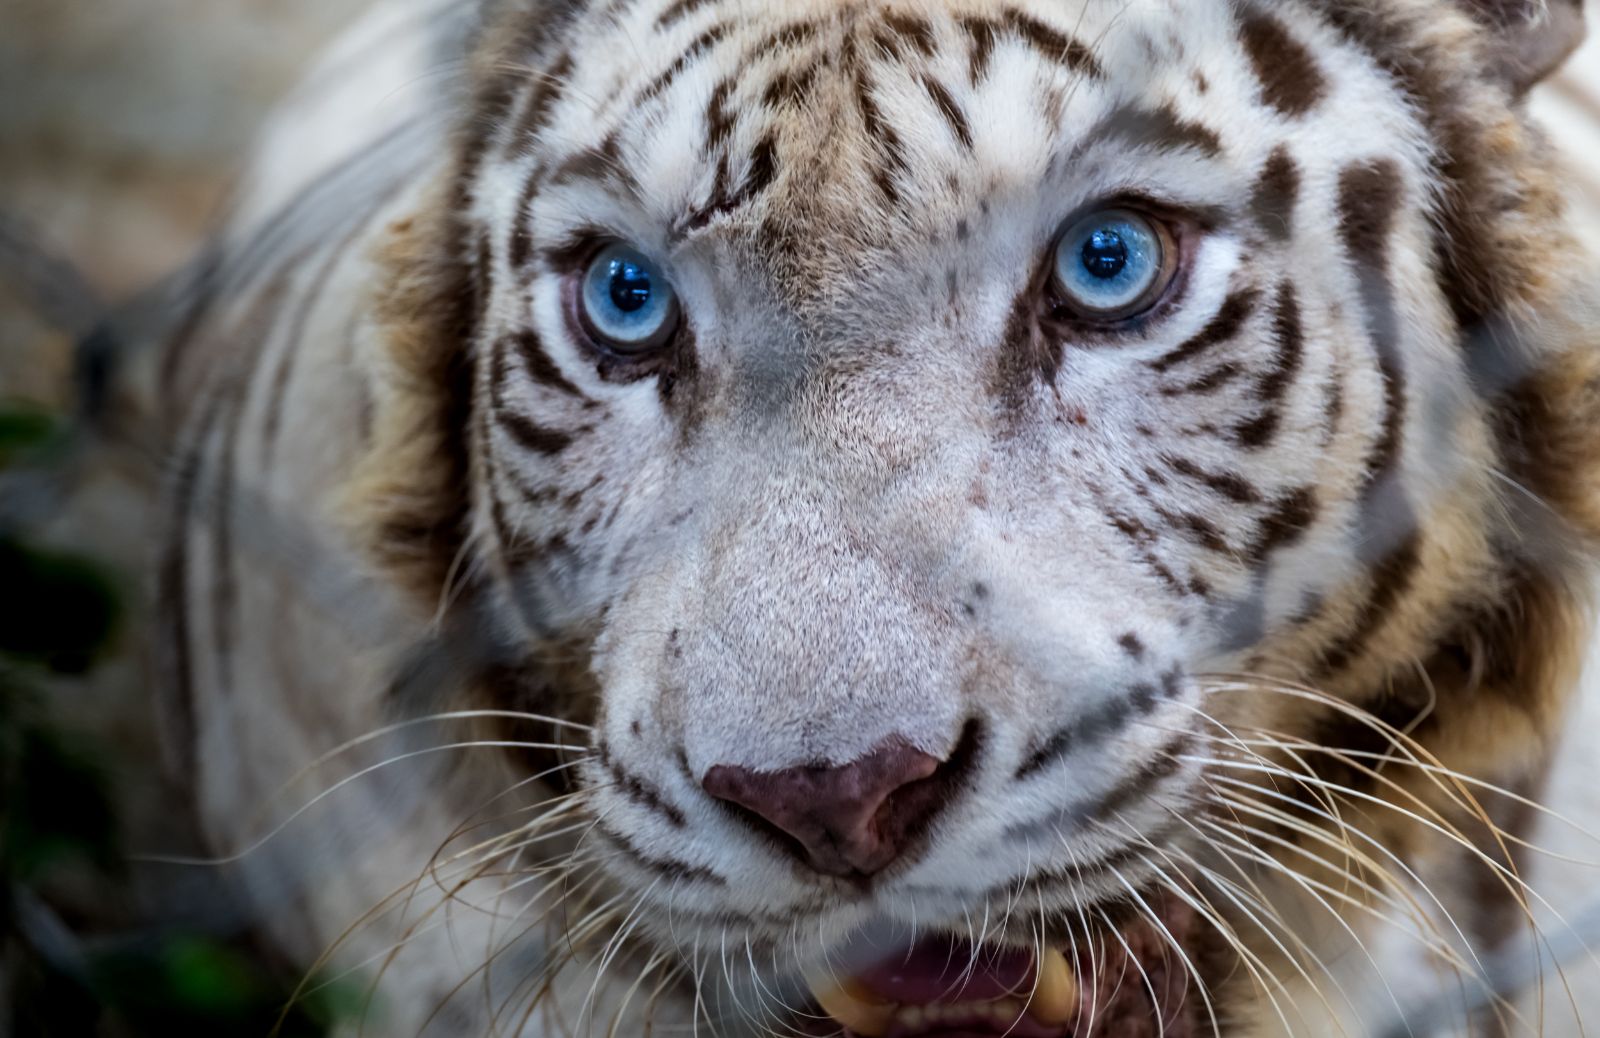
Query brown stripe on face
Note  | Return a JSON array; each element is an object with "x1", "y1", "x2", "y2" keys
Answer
[
  {"x1": 496, "y1": 410, "x2": 576, "y2": 456},
  {"x1": 1303, "y1": 0, "x2": 1549, "y2": 329},
  {"x1": 1086, "y1": 102, "x2": 1224, "y2": 159},
  {"x1": 754, "y1": 19, "x2": 821, "y2": 51},
  {"x1": 489, "y1": 357, "x2": 582, "y2": 456},
  {"x1": 878, "y1": 11, "x2": 937, "y2": 58},
  {"x1": 763, "y1": 62, "x2": 820, "y2": 108},
  {"x1": 1237, "y1": 11, "x2": 1327, "y2": 116},
  {"x1": 1086, "y1": 731, "x2": 1193, "y2": 826},
  {"x1": 1248, "y1": 486, "x2": 1318, "y2": 561},
  {"x1": 508, "y1": 167, "x2": 542, "y2": 270},
  {"x1": 550, "y1": 133, "x2": 633, "y2": 191},
  {"x1": 704, "y1": 77, "x2": 736, "y2": 150},
  {"x1": 1148, "y1": 288, "x2": 1262, "y2": 373},
  {"x1": 1336, "y1": 159, "x2": 1407, "y2": 492},
  {"x1": 1001, "y1": 9, "x2": 1104, "y2": 79},
  {"x1": 1235, "y1": 281, "x2": 1305, "y2": 448},
  {"x1": 988, "y1": 286, "x2": 1053, "y2": 409},
  {"x1": 1160, "y1": 361, "x2": 1244, "y2": 396},
  {"x1": 741, "y1": 133, "x2": 781, "y2": 201},
  {"x1": 1016, "y1": 695, "x2": 1134, "y2": 780},
  {"x1": 852, "y1": 59, "x2": 909, "y2": 203},
  {"x1": 1169, "y1": 510, "x2": 1232, "y2": 555},
  {"x1": 922, "y1": 74, "x2": 974, "y2": 150},
  {"x1": 638, "y1": 21, "x2": 730, "y2": 105},
  {"x1": 958, "y1": 15, "x2": 999, "y2": 84},
  {"x1": 685, "y1": 131, "x2": 781, "y2": 229},
  {"x1": 1315, "y1": 532, "x2": 1422, "y2": 675},
  {"x1": 1162, "y1": 455, "x2": 1261, "y2": 504},
  {"x1": 513, "y1": 51, "x2": 573, "y2": 145},
  {"x1": 1250, "y1": 146, "x2": 1300, "y2": 241},
  {"x1": 655, "y1": 0, "x2": 715, "y2": 29}
]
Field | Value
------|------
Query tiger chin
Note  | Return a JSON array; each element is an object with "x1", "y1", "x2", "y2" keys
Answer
[{"x1": 152, "y1": 0, "x2": 1600, "y2": 1034}]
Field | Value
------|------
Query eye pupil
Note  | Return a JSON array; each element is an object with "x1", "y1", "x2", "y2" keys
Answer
[
  {"x1": 608, "y1": 260, "x2": 653, "y2": 313},
  {"x1": 1080, "y1": 229, "x2": 1129, "y2": 280}
]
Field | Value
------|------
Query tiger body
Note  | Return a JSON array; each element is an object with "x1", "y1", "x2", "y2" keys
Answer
[{"x1": 155, "y1": 0, "x2": 1600, "y2": 1034}]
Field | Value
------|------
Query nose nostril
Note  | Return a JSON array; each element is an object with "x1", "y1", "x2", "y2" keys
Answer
[{"x1": 702, "y1": 722, "x2": 981, "y2": 878}]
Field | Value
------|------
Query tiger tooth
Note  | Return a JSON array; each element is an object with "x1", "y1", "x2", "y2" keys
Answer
[
  {"x1": 807, "y1": 975, "x2": 895, "y2": 1037},
  {"x1": 1029, "y1": 947, "x2": 1078, "y2": 1026}
]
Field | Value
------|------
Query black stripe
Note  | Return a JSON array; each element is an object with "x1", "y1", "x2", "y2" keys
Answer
[
  {"x1": 1315, "y1": 533, "x2": 1423, "y2": 675},
  {"x1": 155, "y1": 393, "x2": 229, "y2": 779},
  {"x1": 922, "y1": 74, "x2": 974, "y2": 150},
  {"x1": 508, "y1": 165, "x2": 542, "y2": 270},
  {"x1": 1248, "y1": 486, "x2": 1318, "y2": 561},
  {"x1": 593, "y1": 822, "x2": 724, "y2": 886},
  {"x1": 1234, "y1": 281, "x2": 1305, "y2": 448},
  {"x1": 638, "y1": 22, "x2": 730, "y2": 105},
  {"x1": 1250, "y1": 146, "x2": 1300, "y2": 242},
  {"x1": 598, "y1": 739, "x2": 688, "y2": 828},
  {"x1": 1337, "y1": 160, "x2": 1407, "y2": 493},
  {"x1": 656, "y1": 0, "x2": 715, "y2": 29},
  {"x1": 1161, "y1": 361, "x2": 1244, "y2": 396},
  {"x1": 1086, "y1": 102, "x2": 1223, "y2": 159},
  {"x1": 1163, "y1": 455, "x2": 1261, "y2": 504},
  {"x1": 260, "y1": 189, "x2": 404, "y2": 469},
  {"x1": 1002, "y1": 10, "x2": 1104, "y2": 78},
  {"x1": 496, "y1": 410, "x2": 576, "y2": 455},
  {"x1": 212, "y1": 268, "x2": 299, "y2": 699},
  {"x1": 495, "y1": 329, "x2": 590, "y2": 401},
  {"x1": 1016, "y1": 692, "x2": 1143, "y2": 779},
  {"x1": 880, "y1": 12, "x2": 937, "y2": 57},
  {"x1": 959, "y1": 15, "x2": 998, "y2": 83},
  {"x1": 1148, "y1": 288, "x2": 1261, "y2": 373},
  {"x1": 513, "y1": 51, "x2": 573, "y2": 144}
]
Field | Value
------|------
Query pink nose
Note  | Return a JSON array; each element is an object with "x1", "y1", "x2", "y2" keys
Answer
[{"x1": 702, "y1": 740, "x2": 946, "y2": 877}]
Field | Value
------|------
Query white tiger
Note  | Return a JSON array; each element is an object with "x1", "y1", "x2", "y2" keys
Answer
[{"x1": 150, "y1": 0, "x2": 1600, "y2": 1034}]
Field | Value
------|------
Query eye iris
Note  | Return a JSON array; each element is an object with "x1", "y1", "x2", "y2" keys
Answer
[
  {"x1": 608, "y1": 259, "x2": 653, "y2": 313},
  {"x1": 579, "y1": 243, "x2": 679, "y2": 352},
  {"x1": 1080, "y1": 228, "x2": 1129, "y2": 280},
  {"x1": 1053, "y1": 209, "x2": 1168, "y2": 319}
]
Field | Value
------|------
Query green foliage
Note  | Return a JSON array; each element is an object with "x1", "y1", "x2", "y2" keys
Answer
[{"x1": 1, "y1": 402, "x2": 352, "y2": 1036}]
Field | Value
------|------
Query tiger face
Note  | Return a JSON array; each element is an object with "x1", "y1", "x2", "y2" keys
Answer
[{"x1": 354, "y1": 0, "x2": 1596, "y2": 1032}]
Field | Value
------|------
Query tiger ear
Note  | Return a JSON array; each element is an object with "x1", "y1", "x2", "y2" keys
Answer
[{"x1": 1457, "y1": 0, "x2": 1587, "y2": 94}]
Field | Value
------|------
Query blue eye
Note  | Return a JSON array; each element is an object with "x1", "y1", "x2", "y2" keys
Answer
[
  {"x1": 1052, "y1": 209, "x2": 1172, "y2": 320},
  {"x1": 579, "y1": 243, "x2": 680, "y2": 352}
]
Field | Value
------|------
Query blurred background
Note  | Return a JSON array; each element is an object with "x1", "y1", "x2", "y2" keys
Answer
[{"x1": 0, "y1": 2, "x2": 1596, "y2": 1035}]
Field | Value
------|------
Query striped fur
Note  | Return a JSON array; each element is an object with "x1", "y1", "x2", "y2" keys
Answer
[{"x1": 156, "y1": 0, "x2": 1599, "y2": 1033}]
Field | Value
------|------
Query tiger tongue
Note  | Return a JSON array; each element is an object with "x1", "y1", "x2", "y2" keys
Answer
[{"x1": 854, "y1": 934, "x2": 1035, "y2": 1005}]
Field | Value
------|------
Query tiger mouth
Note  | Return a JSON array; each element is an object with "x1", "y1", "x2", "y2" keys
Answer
[{"x1": 801, "y1": 895, "x2": 1199, "y2": 1038}]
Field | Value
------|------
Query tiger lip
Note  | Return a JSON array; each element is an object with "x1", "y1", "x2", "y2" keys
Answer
[{"x1": 807, "y1": 942, "x2": 1078, "y2": 1038}]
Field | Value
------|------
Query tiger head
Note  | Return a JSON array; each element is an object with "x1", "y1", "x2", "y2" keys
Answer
[{"x1": 366, "y1": 0, "x2": 1597, "y2": 1032}]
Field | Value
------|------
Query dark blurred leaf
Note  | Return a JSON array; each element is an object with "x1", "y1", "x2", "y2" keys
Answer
[
  {"x1": 84, "y1": 935, "x2": 351, "y2": 1036},
  {"x1": 0, "y1": 536, "x2": 120, "y2": 672},
  {"x1": 162, "y1": 937, "x2": 262, "y2": 1014},
  {"x1": 0, "y1": 406, "x2": 62, "y2": 465},
  {"x1": 3, "y1": 719, "x2": 119, "y2": 881}
]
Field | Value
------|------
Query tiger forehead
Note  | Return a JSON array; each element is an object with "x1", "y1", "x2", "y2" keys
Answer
[{"x1": 514, "y1": 0, "x2": 1261, "y2": 242}]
